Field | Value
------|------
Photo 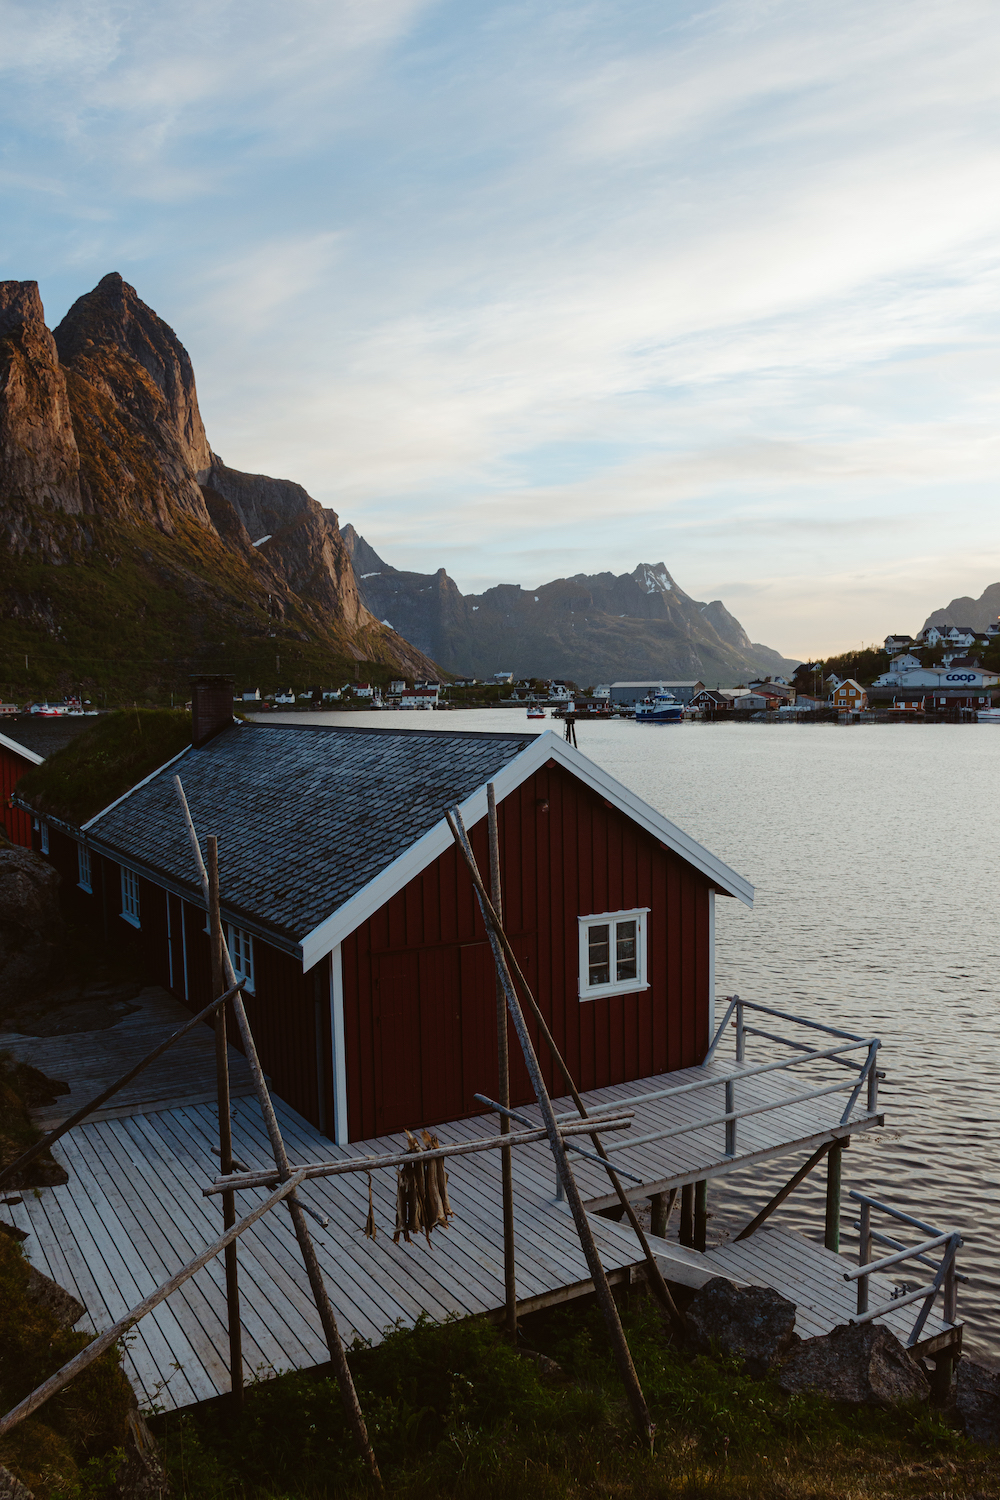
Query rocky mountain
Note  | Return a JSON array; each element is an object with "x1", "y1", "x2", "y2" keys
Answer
[
  {"x1": 0, "y1": 275, "x2": 436, "y2": 700},
  {"x1": 342, "y1": 529, "x2": 797, "y2": 685},
  {"x1": 923, "y1": 582, "x2": 1000, "y2": 635}
]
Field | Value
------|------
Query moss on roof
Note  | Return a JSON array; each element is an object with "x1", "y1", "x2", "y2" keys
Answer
[{"x1": 15, "y1": 708, "x2": 192, "y2": 825}]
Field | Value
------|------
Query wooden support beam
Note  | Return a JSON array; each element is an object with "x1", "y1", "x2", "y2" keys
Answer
[
  {"x1": 734, "y1": 1140, "x2": 833, "y2": 1242},
  {"x1": 680, "y1": 1183, "x2": 695, "y2": 1247},
  {"x1": 208, "y1": 834, "x2": 243, "y2": 1411},
  {"x1": 825, "y1": 1141, "x2": 843, "y2": 1252},
  {"x1": 694, "y1": 1180, "x2": 708, "y2": 1253},
  {"x1": 488, "y1": 782, "x2": 517, "y2": 1343}
]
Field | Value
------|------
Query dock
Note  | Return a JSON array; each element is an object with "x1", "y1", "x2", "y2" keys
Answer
[{"x1": 1, "y1": 988, "x2": 961, "y2": 1413}]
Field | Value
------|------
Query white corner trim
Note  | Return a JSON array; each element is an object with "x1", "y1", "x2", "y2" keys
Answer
[
  {"x1": 708, "y1": 889, "x2": 716, "y2": 1048},
  {"x1": 299, "y1": 728, "x2": 753, "y2": 970},
  {"x1": 0, "y1": 731, "x2": 44, "y2": 766},
  {"x1": 330, "y1": 944, "x2": 349, "y2": 1145},
  {"x1": 82, "y1": 744, "x2": 192, "y2": 830}
]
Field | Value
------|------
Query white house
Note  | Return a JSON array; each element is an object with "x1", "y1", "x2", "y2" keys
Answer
[
  {"x1": 389, "y1": 680, "x2": 406, "y2": 695},
  {"x1": 274, "y1": 689, "x2": 295, "y2": 705},
  {"x1": 593, "y1": 685, "x2": 611, "y2": 700},
  {"x1": 399, "y1": 689, "x2": 437, "y2": 710}
]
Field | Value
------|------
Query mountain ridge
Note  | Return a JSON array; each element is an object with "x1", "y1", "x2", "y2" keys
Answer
[
  {"x1": 342, "y1": 528, "x2": 798, "y2": 685},
  {"x1": 0, "y1": 274, "x2": 437, "y2": 699},
  {"x1": 923, "y1": 581, "x2": 1000, "y2": 635}
]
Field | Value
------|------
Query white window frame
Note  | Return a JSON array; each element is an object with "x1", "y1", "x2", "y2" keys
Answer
[
  {"x1": 578, "y1": 907, "x2": 650, "y2": 1001},
  {"x1": 120, "y1": 866, "x2": 141, "y2": 928},
  {"x1": 225, "y1": 922, "x2": 255, "y2": 993},
  {"x1": 77, "y1": 843, "x2": 92, "y2": 892},
  {"x1": 39, "y1": 821, "x2": 49, "y2": 856}
]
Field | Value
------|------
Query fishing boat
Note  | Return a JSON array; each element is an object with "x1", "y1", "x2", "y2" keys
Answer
[
  {"x1": 526, "y1": 705, "x2": 546, "y2": 720},
  {"x1": 977, "y1": 707, "x2": 1000, "y2": 723},
  {"x1": 634, "y1": 689, "x2": 683, "y2": 723}
]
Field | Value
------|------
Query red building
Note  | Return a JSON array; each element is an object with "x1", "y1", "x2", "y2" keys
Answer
[
  {"x1": 1, "y1": 718, "x2": 93, "y2": 848},
  {"x1": 17, "y1": 683, "x2": 752, "y2": 1144}
]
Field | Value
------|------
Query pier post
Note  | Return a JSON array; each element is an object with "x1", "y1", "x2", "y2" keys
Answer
[
  {"x1": 694, "y1": 1180, "x2": 708, "y2": 1253},
  {"x1": 680, "y1": 1183, "x2": 695, "y2": 1247},
  {"x1": 824, "y1": 1142, "x2": 843, "y2": 1252},
  {"x1": 650, "y1": 1192, "x2": 668, "y2": 1239}
]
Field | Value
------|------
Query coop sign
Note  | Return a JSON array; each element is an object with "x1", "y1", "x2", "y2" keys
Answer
[{"x1": 945, "y1": 672, "x2": 978, "y2": 683}]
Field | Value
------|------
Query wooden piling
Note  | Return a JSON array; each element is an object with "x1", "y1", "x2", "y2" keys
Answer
[
  {"x1": 825, "y1": 1142, "x2": 843, "y2": 1252},
  {"x1": 488, "y1": 783, "x2": 517, "y2": 1342},
  {"x1": 207, "y1": 835, "x2": 243, "y2": 1410},
  {"x1": 680, "y1": 1183, "x2": 695, "y2": 1247},
  {"x1": 694, "y1": 1180, "x2": 708, "y2": 1253}
]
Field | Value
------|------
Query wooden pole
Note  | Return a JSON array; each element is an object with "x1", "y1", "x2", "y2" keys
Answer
[
  {"x1": 0, "y1": 1169, "x2": 307, "y2": 1438},
  {"x1": 173, "y1": 778, "x2": 380, "y2": 1486},
  {"x1": 448, "y1": 807, "x2": 685, "y2": 1336},
  {"x1": 447, "y1": 809, "x2": 654, "y2": 1446},
  {"x1": 825, "y1": 1142, "x2": 843, "y2": 1251},
  {"x1": 488, "y1": 782, "x2": 517, "y2": 1341},
  {"x1": 0, "y1": 982, "x2": 242, "y2": 1191},
  {"x1": 207, "y1": 836, "x2": 243, "y2": 1410}
]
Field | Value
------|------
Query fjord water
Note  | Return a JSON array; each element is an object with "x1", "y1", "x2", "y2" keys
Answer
[{"x1": 273, "y1": 711, "x2": 1000, "y2": 1356}]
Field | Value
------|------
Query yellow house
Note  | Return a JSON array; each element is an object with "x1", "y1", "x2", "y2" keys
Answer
[{"x1": 832, "y1": 678, "x2": 867, "y2": 711}]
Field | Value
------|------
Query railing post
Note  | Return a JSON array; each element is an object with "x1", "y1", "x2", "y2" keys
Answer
[
  {"x1": 825, "y1": 1142, "x2": 842, "y2": 1252},
  {"x1": 943, "y1": 1236, "x2": 959, "y2": 1324},
  {"x1": 857, "y1": 1199, "x2": 871, "y2": 1314},
  {"x1": 867, "y1": 1046, "x2": 879, "y2": 1113},
  {"x1": 724, "y1": 1078, "x2": 735, "y2": 1157},
  {"x1": 735, "y1": 995, "x2": 745, "y2": 1063}
]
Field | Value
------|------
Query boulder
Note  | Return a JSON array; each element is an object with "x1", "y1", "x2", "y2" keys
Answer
[
  {"x1": 0, "y1": 1466, "x2": 34, "y2": 1500},
  {"x1": 113, "y1": 1407, "x2": 169, "y2": 1500},
  {"x1": 0, "y1": 847, "x2": 64, "y2": 1005},
  {"x1": 779, "y1": 1322, "x2": 930, "y2": 1407},
  {"x1": 24, "y1": 1263, "x2": 85, "y2": 1329},
  {"x1": 954, "y1": 1358, "x2": 1000, "y2": 1446},
  {"x1": 685, "y1": 1276, "x2": 799, "y2": 1377}
]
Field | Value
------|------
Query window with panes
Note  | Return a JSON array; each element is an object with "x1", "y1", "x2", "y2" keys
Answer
[
  {"x1": 578, "y1": 908, "x2": 649, "y2": 1000},
  {"x1": 120, "y1": 866, "x2": 141, "y2": 926},
  {"x1": 226, "y1": 922, "x2": 255, "y2": 993}
]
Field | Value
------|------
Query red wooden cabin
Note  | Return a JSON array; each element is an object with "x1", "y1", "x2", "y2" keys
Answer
[{"x1": 18, "y1": 683, "x2": 752, "y2": 1144}]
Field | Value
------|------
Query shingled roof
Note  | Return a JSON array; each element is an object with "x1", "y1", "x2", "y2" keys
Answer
[{"x1": 85, "y1": 722, "x2": 537, "y2": 948}]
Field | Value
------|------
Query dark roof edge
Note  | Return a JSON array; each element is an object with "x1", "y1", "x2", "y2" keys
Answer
[{"x1": 240, "y1": 719, "x2": 539, "y2": 743}]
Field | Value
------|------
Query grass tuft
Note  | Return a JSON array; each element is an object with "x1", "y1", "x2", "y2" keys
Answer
[{"x1": 15, "y1": 707, "x2": 192, "y2": 823}]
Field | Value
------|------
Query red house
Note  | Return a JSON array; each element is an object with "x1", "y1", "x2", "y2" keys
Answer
[
  {"x1": 1, "y1": 717, "x2": 93, "y2": 848},
  {"x1": 18, "y1": 682, "x2": 752, "y2": 1144}
]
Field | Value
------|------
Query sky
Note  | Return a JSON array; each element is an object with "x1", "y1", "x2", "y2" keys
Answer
[{"x1": 2, "y1": 0, "x2": 999, "y2": 658}]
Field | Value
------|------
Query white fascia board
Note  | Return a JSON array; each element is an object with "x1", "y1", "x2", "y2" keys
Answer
[
  {"x1": 0, "y1": 732, "x2": 44, "y2": 766},
  {"x1": 82, "y1": 745, "x2": 192, "y2": 831},
  {"x1": 299, "y1": 728, "x2": 752, "y2": 971}
]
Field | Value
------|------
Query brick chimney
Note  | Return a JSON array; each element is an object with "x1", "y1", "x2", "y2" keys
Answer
[{"x1": 190, "y1": 674, "x2": 235, "y2": 747}]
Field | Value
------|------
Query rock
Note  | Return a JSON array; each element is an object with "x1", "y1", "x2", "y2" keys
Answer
[
  {"x1": 112, "y1": 1408, "x2": 169, "y2": 1500},
  {"x1": 518, "y1": 1348, "x2": 564, "y2": 1380},
  {"x1": 24, "y1": 1264, "x2": 85, "y2": 1329},
  {"x1": 0, "y1": 846, "x2": 64, "y2": 1003},
  {"x1": 0, "y1": 1464, "x2": 35, "y2": 1500},
  {"x1": 954, "y1": 1358, "x2": 1000, "y2": 1446},
  {"x1": 778, "y1": 1322, "x2": 930, "y2": 1407},
  {"x1": 684, "y1": 1276, "x2": 799, "y2": 1378}
]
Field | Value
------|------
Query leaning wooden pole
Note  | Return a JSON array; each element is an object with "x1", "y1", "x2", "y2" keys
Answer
[
  {"x1": 207, "y1": 835, "x2": 243, "y2": 1410},
  {"x1": 447, "y1": 808, "x2": 654, "y2": 1447},
  {"x1": 173, "y1": 778, "x2": 380, "y2": 1485},
  {"x1": 449, "y1": 805, "x2": 684, "y2": 1336},
  {"x1": 487, "y1": 783, "x2": 517, "y2": 1340}
]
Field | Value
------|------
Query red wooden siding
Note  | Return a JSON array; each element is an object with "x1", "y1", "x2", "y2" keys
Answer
[
  {"x1": 342, "y1": 761, "x2": 712, "y2": 1140},
  {"x1": 1, "y1": 744, "x2": 37, "y2": 848}
]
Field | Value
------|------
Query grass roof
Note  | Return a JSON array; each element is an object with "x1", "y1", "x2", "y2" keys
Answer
[{"x1": 15, "y1": 708, "x2": 192, "y2": 825}]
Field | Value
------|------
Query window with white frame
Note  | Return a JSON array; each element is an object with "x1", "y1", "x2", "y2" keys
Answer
[
  {"x1": 39, "y1": 821, "x2": 49, "y2": 855},
  {"x1": 120, "y1": 866, "x2": 141, "y2": 927},
  {"x1": 77, "y1": 843, "x2": 92, "y2": 892},
  {"x1": 578, "y1": 908, "x2": 649, "y2": 1000},
  {"x1": 226, "y1": 922, "x2": 255, "y2": 992}
]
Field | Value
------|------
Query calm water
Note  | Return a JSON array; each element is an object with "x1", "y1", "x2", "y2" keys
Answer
[{"x1": 264, "y1": 711, "x2": 1000, "y2": 1356}]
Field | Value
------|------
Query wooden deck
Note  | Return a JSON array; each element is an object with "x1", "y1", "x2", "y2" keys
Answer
[
  {"x1": 0, "y1": 1011, "x2": 957, "y2": 1415},
  {"x1": 0, "y1": 986, "x2": 256, "y2": 1129}
]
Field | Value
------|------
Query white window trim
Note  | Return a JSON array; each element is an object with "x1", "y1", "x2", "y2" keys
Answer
[
  {"x1": 77, "y1": 842, "x2": 92, "y2": 893},
  {"x1": 578, "y1": 907, "x2": 650, "y2": 1001},
  {"x1": 120, "y1": 866, "x2": 141, "y2": 928},
  {"x1": 39, "y1": 821, "x2": 49, "y2": 856},
  {"x1": 225, "y1": 921, "x2": 255, "y2": 994}
]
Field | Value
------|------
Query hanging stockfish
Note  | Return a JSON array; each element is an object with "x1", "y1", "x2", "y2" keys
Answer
[
  {"x1": 364, "y1": 1173, "x2": 377, "y2": 1240},
  {"x1": 421, "y1": 1130, "x2": 454, "y2": 1228}
]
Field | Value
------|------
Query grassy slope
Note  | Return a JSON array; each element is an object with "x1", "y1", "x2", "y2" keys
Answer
[
  {"x1": 156, "y1": 1303, "x2": 994, "y2": 1500},
  {"x1": 0, "y1": 511, "x2": 423, "y2": 707},
  {"x1": 16, "y1": 707, "x2": 194, "y2": 823}
]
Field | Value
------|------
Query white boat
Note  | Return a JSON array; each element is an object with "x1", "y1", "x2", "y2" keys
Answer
[
  {"x1": 526, "y1": 705, "x2": 545, "y2": 720},
  {"x1": 634, "y1": 690, "x2": 683, "y2": 723},
  {"x1": 977, "y1": 707, "x2": 1000, "y2": 723}
]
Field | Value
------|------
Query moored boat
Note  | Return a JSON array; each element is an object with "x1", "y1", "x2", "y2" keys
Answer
[
  {"x1": 526, "y1": 705, "x2": 546, "y2": 719},
  {"x1": 634, "y1": 689, "x2": 683, "y2": 723}
]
